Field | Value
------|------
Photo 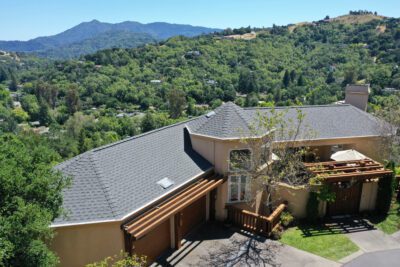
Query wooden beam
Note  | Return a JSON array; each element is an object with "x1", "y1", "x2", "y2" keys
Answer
[
  {"x1": 124, "y1": 179, "x2": 209, "y2": 232},
  {"x1": 132, "y1": 179, "x2": 223, "y2": 239},
  {"x1": 324, "y1": 170, "x2": 393, "y2": 182},
  {"x1": 127, "y1": 179, "x2": 216, "y2": 234},
  {"x1": 311, "y1": 164, "x2": 383, "y2": 174}
]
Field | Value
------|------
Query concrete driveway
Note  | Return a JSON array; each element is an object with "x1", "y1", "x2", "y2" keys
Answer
[
  {"x1": 343, "y1": 249, "x2": 400, "y2": 267},
  {"x1": 154, "y1": 223, "x2": 339, "y2": 267}
]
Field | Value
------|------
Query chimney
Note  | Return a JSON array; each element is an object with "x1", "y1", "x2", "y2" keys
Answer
[{"x1": 344, "y1": 84, "x2": 370, "y2": 111}]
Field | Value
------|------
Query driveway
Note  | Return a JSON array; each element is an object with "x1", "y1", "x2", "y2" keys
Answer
[
  {"x1": 343, "y1": 249, "x2": 400, "y2": 267},
  {"x1": 153, "y1": 223, "x2": 339, "y2": 266}
]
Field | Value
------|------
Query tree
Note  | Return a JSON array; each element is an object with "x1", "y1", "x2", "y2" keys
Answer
[
  {"x1": 282, "y1": 70, "x2": 291, "y2": 88},
  {"x1": 65, "y1": 86, "x2": 80, "y2": 115},
  {"x1": 9, "y1": 73, "x2": 18, "y2": 91},
  {"x1": 237, "y1": 108, "x2": 314, "y2": 213},
  {"x1": 290, "y1": 70, "x2": 297, "y2": 83},
  {"x1": 0, "y1": 133, "x2": 69, "y2": 266},
  {"x1": 326, "y1": 72, "x2": 335, "y2": 84},
  {"x1": 0, "y1": 67, "x2": 7, "y2": 82},
  {"x1": 167, "y1": 88, "x2": 186, "y2": 119},
  {"x1": 297, "y1": 74, "x2": 305, "y2": 86}
]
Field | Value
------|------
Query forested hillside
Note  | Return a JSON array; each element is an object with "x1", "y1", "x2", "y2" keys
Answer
[
  {"x1": 0, "y1": 13, "x2": 399, "y2": 159},
  {"x1": 0, "y1": 20, "x2": 220, "y2": 59}
]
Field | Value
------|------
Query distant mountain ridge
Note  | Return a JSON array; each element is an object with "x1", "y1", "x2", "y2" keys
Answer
[{"x1": 0, "y1": 20, "x2": 221, "y2": 59}]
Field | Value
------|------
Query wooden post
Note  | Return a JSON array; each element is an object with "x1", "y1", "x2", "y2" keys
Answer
[{"x1": 174, "y1": 212, "x2": 183, "y2": 249}]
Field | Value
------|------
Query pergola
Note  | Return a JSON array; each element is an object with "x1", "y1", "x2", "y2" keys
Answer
[
  {"x1": 123, "y1": 176, "x2": 223, "y2": 252},
  {"x1": 304, "y1": 159, "x2": 393, "y2": 183}
]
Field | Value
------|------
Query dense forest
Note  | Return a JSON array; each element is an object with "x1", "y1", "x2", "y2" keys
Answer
[{"x1": 0, "y1": 13, "x2": 399, "y2": 159}]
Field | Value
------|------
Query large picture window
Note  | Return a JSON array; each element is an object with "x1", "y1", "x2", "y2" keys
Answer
[
  {"x1": 229, "y1": 149, "x2": 251, "y2": 171},
  {"x1": 228, "y1": 174, "x2": 249, "y2": 203}
]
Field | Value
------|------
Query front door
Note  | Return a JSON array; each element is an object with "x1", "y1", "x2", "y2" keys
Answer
[{"x1": 327, "y1": 181, "x2": 362, "y2": 216}]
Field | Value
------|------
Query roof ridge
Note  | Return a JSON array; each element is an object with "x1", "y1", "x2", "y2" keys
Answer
[
  {"x1": 230, "y1": 103, "x2": 252, "y2": 134},
  {"x1": 92, "y1": 116, "x2": 201, "y2": 153},
  {"x1": 87, "y1": 152, "x2": 118, "y2": 219},
  {"x1": 243, "y1": 104, "x2": 352, "y2": 110}
]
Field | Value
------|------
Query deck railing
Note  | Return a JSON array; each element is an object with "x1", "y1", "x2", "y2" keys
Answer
[{"x1": 226, "y1": 203, "x2": 286, "y2": 236}]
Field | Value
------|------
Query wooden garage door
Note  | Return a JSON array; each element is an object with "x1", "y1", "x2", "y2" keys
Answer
[
  {"x1": 133, "y1": 219, "x2": 170, "y2": 264},
  {"x1": 328, "y1": 182, "x2": 362, "y2": 216},
  {"x1": 181, "y1": 195, "x2": 206, "y2": 237}
]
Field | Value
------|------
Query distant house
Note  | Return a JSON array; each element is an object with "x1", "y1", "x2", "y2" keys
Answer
[
  {"x1": 12, "y1": 101, "x2": 21, "y2": 108},
  {"x1": 206, "y1": 79, "x2": 217, "y2": 85},
  {"x1": 150, "y1": 79, "x2": 162, "y2": 84},
  {"x1": 52, "y1": 88, "x2": 391, "y2": 266},
  {"x1": 185, "y1": 50, "x2": 201, "y2": 58},
  {"x1": 29, "y1": 121, "x2": 40, "y2": 127}
]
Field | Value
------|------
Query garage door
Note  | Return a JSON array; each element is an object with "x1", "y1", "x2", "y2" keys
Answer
[
  {"x1": 181, "y1": 195, "x2": 206, "y2": 237},
  {"x1": 133, "y1": 219, "x2": 170, "y2": 264}
]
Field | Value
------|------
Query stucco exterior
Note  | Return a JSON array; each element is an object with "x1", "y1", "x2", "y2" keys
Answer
[{"x1": 51, "y1": 222, "x2": 124, "y2": 267}]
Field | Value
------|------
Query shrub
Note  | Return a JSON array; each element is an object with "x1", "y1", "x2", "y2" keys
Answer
[
  {"x1": 281, "y1": 211, "x2": 294, "y2": 227},
  {"x1": 306, "y1": 191, "x2": 319, "y2": 223},
  {"x1": 86, "y1": 251, "x2": 146, "y2": 267},
  {"x1": 271, "y1": 228, "x2": 282, "y2": 240}
]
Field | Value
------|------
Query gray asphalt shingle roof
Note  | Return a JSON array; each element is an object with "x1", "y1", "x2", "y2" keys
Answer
[
  {"x1": 55, "y1": 102, "x2": 386, "y2": 226},
  {"x1": 54, "y1": 121, "x2": 212, "y2": 226},
  {"x1": 187, "y1": 102, "x2": 385, "y2": 140}
]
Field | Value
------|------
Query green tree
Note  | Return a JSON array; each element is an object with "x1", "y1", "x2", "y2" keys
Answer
[
  {"x1": 0, "y1": 133, "x2": 69, "y2": 266},
  {"x1": 65, "y1": 86, "x2": 80, "y2": 115},
  {"x1": 297, "y1": 74, "x2": 305, "y2": 86},
  {"x1": 283, "y1": 70, "x2": 291, "y2": 88},
  {"x1": 167, "y1": 89, "x2": 186, "y2": 119},
  {"x1": 326, "y1": 72, "x2": 335, "y2": 84},
  {"x1": 9, "y1": 73, "x2": 18, "y2": 91},
  {"x1": 0, "y1": 67, "x2": 7, "y2": 83}
]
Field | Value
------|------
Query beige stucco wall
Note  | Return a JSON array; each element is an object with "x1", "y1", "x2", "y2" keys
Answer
[
  {"x1": 52, "y1": 222, "x2": 124, "y2": 267},
  {"x1": 360, "y1": 180, "x2": 379, "y2": 212},
  {"x1": 190, "y1": 135, "x2": 250, "y2": 175},
  {"x1": 272, "y1": 183, "x2": 310, "y2": 218},
  {"x1": 299, "y1": 136, "x2": 385, "y2": 163}
]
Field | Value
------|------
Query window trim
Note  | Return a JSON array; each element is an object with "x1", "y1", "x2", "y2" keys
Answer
[
  {"x1": 228, "y1": 148, "x2": 252, "y2": 172},
  {"x1": 227, "y1": 174, "x2": 250, "y2": 203}
]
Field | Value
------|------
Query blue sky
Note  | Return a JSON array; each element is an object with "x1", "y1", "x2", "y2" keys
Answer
[{"x1": 1, "y1": 0, "x2": 399, "y2": 40}]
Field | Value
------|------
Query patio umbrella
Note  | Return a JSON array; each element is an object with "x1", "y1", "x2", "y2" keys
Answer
[{"x1": 331, "y1": 149, "x2": 368, "y2": 161}]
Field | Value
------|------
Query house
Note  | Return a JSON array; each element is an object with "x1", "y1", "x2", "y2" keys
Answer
[{"x1": 51, "y1": 91, "x2": 391, "y2": 266}]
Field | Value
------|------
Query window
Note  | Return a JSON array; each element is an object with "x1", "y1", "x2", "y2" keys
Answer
[
  {"x1": 228, "y1": 174, "x2": 249, "y2": 202},
  {"x1": 229, "y1": 149, "x2": 251, "y2": 171}
]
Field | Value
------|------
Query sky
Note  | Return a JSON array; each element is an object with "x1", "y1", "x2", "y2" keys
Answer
[{"x1": 1, "y1": 0, "x2": 399, "y2": 41}]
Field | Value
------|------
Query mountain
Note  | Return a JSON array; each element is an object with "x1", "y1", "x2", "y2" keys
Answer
[{"x1": 0, "y1": 20, "x2": 221, "y2": 59}]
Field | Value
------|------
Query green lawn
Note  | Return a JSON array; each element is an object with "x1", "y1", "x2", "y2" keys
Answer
[
  {"x1": 280, "y1": 225, "x2": 359, "y2": 261},
  {"x1": 369, "y1": 200, "x2": 400, "y2": 234}
]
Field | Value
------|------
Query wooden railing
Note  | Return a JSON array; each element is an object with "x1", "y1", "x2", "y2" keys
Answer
[{"x1": 226, "y1": 203, "x2": 286, "y2": 236}]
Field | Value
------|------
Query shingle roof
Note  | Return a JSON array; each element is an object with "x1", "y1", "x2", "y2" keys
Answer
[
  {"x1": 55, "y1": 102, "x2": 387, "y2": 226},
  {"x1": 187, "y1": 102, "x2": 386, "y2": 140},
  {"x1": 245, "y1": 104, "x2": 385, "y2": 140},
  {"x1": 53, "y1": 121, "x2": 212, "y2": 226},
  {"x1": 186, "y1": 102, "x2": 257, "y2": 138}
]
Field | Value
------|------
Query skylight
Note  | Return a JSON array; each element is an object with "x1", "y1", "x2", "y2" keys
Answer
[
  {"x1": 206, "y1": 111, "x2": 216, "y2": 118},
  {"x1": 157, "y1": 177, "x2": 174, "y2": 189}
]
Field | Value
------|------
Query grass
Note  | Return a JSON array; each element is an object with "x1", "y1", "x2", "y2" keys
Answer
[
  {"x1": 280, "y1": 224, "x2": 359, "y2": 261},
  {"x1": 368, "y1": 200, "x2": 400, "y2": 234}
]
